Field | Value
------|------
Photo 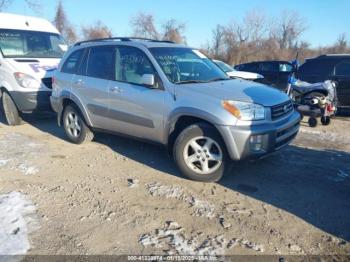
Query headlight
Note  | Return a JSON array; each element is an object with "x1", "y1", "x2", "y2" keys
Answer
[
  {"x1": 14, "y1": 72, "x2": 40, "y2": 89},
  {"x1": 222, "y1": 100, "x2": 265, "y2": 121}
]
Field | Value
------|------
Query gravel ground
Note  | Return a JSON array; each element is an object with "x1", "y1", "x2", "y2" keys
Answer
[{"x1": 0, "y1": 112, "x2": 349, "y2": 256}]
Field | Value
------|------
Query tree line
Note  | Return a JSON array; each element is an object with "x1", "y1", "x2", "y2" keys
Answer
[{"x1": 1, "y1": 0, "x2": 349, "y2": 64}]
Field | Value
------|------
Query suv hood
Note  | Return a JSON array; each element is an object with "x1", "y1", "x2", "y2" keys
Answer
[
  {"x1": 6, "y1": 58, "x2": 60, "y2": 79},
  {"x1": 176, "y1": 79, "x2": 289, "y2": 107}
]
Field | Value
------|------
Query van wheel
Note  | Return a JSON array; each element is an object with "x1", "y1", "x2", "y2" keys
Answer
[
  {"x1": 174, "y1": 123, "x2": 227, "y2": 182},
  {"x1": 63, "y1": 104, "x2": 94, "y2": 144},
  {"x1": 1, "y1": 91, "x2": 22, "y2": 126}
]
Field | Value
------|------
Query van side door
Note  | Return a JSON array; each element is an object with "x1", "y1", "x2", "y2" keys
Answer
[{"x1": 333, "y1": 61, "x2": 350, "y2": 106}]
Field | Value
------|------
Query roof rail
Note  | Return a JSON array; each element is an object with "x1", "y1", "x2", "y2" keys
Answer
[
  {"x1": 315, "y1": 54, "x2": 350, "y2": 58},
  {"x1": 74, "y1": 37, "x2": 175, "y2": 46}
]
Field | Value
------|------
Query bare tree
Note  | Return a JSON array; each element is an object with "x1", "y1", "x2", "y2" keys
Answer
[
  {"x1": 130, "y1": 12, "x2": 159, "y2": 39},
  {"x1": 0, "y1": 0, "x2": 41, "y2": 13},
  {"x1": 53, "y1": 0, "x2": 77, "y2": 44},
  {"x1": 162, "y1": 19, "x2": 186, "y2": 43},
  {"x1": 0, "y1": 0, "x2": 12, "y2": 11},
  {"x1": 81, "y1": 21, "x2": 113, "y2": 40},
  {"x1": 270, "y1": 10, "x2": 306, "y2": 49},
  {"x1": 335, "y1": 33, "x2": 347, "y2": 52},
  {"x1": 211, "y1": 24, "x2": 225, "y2": 58},
  {"x1": 243, "y1": 9, "x2": 267, "y2": 42}
]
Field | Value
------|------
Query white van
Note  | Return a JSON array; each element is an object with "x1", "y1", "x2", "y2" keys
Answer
[{"x1": 0, "y1": 13, "x2": 67, "y2": 125}]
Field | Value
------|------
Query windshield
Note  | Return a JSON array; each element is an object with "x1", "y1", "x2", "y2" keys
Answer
[
  {"x1": 149, "y1": 47, "x2": 230, "y2": 84},
  {"x1": 215, "y1": 60, "x2": 234, "y2": 73},
  {"x1": 0, "y1": 29, "x2": 67, "y2": 58}
]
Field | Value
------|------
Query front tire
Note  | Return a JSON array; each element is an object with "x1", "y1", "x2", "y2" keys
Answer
[
  {"x1": 308, "y1": 117, "x2": 318, "y2": 127},
  {"x1": 174, "y1": 123, "x2": 227, "y2": 182},
  {"x1": 1, "y1": 91, "x2": 22, "y2": 126},
  {"x1": 63, "y1": 104, "x2": 94, "y2": 144}
]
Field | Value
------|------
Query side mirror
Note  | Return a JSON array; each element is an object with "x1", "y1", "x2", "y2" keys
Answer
[{"x1": 142, "y1": 74, "x2": 155, "y2": 88}]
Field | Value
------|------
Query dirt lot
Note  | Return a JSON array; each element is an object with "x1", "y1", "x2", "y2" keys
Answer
[{"x1": 0, "y1": 112, "x2": 349, "y2": 257}]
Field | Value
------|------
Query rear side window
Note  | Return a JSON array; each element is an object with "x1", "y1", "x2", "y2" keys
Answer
[
  {"x1": 335, "y1": 62, "x2": 350, "y2": 76},
  {"x1": 61, "y1": 49, "x2": 84, "y2": 74},
  {"x1": 259, "y1": 62, "x2": 278, "y2": 72},
  {"x1": 86, "y1": 46, "x2": 114, "y2": 80},
  {"x1": 299, "y1": 59, "x2": 334, "y2": 76},
  {"x1": 237, "y1": 63, "x2": 258, "y2": 71},
  {"x1": 279, "y1": 63, "x2": 293, "y2": 72}
]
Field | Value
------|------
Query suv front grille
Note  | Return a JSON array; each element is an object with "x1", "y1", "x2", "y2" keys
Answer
[
  {"x1": 271, "y1": 100, "x2": 293, "y2": 120},
  {"x1": 41, "y1": 77, "x2": 53, "y2": 89}
]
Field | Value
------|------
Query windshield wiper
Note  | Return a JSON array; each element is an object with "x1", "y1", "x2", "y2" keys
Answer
[
  {"x1": 175, "y1": 80, "x2": 208, "y2": 84},
  {"x1": 208, "y1": 77, "x2": 231, "y2": 82}
]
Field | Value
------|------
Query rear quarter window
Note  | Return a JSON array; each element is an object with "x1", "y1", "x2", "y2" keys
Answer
[{"x1": 61, "y1": 49, "x2": 84, "y2": 74}]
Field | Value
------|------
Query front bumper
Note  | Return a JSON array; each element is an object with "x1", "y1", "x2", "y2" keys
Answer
[
  {"x1": 217, "y1": 111, "x2": 301, "y2": 160},
  {"x1": 10, "y1": 91, "x2": 52, "y2": 112}
]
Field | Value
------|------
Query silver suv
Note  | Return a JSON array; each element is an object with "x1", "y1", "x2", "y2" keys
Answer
[{"x1": 50, "y1": 37, "x2": 300, "y2": 182}]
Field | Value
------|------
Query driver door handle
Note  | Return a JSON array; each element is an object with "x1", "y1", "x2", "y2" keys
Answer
[
  {"x1": 74, "y1": 79, "x2": 84, "y2": 88},
  {"x1": 110, "y1": 86, "x2": 122, "y2": 93}
]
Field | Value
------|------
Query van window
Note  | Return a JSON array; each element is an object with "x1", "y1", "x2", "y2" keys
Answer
[
  {"x1": 61, "y1": 49, "x2": 84, "y2": 74},
  {"x1": 299, "y1": 59, "x2": 334, "y2": 76},
  {"x1": 0, "y1": 29, "x2": 66, "y2": 58},
  {"x1": 335, "y1": 62, "x2": 350, "y2": 76},
  {"x1": 86, "y1": 46, "x2": 114, "y2": 80},
  {"x1": 115, "y1": 46, "x2": 156, "y2": 85}
]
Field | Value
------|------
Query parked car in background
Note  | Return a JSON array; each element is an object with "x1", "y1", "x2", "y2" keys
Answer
[
  {"x1": 0, "y1": 13, "x2": 67, "y2": 125},
  {"x1": 234, "y1": 60, "x2": 293, "y2": 90},
  {"x1": 213, "y1": 60, "x2": 264, "y2": 81},
  {"x1": 51, "y1": 37, "x2": 300, "y2": 182},
  {"x1": 296, "y1": 54, "x2": 350, "y2": 107}
]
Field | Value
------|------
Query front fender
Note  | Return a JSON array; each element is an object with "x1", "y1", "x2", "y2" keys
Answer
[{"x1": 164, "y1": 107, "x2": 226, "y2": 144}]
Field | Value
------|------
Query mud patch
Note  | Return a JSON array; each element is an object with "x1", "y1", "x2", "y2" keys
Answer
[{"x1": 0, "y1": 133, "x2": 45, "y2": 175}]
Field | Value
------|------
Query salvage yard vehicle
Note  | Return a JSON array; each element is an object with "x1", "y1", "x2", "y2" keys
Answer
[
  {"x1": 213, "y1": 59, "x2": 264, "y2": 81},
  {"x1": 296, "y1": 54, "x2": 350, "y2": 108},
  {"x1": 0, "y1": 13, "x2": 67, "y2": 125},
  {"x1": 235, "y1": 60, "x2": 293, "y2": 90},
  {"x1": 51, "y1": 37, "x2": 301, "y2": 182}
]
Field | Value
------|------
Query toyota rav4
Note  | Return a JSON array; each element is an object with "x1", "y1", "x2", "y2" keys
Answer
[{"x1": 50, "y1": 37, "x2": 300, "y2": 182}]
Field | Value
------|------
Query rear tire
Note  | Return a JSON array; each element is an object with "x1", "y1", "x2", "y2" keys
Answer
[
  {"x1": 321, "y1": 116, "x2": 331, "y2": 126},
  {"x1": 173, "y1": 123, "x2": 227, "y2": 182},
  {"x1": 1, "y1": 91, "x2": 22, "y2": 126},
  {"x1": 62, "y1": 104, "x2": 94, "y2": 144}
]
